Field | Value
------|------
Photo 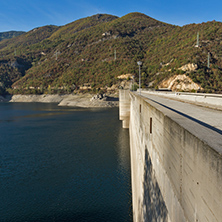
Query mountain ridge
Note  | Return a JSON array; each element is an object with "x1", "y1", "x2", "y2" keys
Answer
[
  {"x1": 0, "y1": 31, "x2": 25, "y2": 42},
  {"x1": 0, "y1": 12, "x2": 222, "y2": 95}
]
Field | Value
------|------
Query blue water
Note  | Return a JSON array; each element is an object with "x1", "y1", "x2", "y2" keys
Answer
[{"x1": 0, "y1": 103, "x2": 132, "y2": 222}]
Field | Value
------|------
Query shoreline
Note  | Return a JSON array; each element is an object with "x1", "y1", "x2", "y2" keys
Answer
[{"x1": 0, "y1": 94, "x2": 119, "y2": 108}]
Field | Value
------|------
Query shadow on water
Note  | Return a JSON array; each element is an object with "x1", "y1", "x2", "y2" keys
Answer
[{"x1": 143, "y1": 148, "x2": 168, "y2": 222}]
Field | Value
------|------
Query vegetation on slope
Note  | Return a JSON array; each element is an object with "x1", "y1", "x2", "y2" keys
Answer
[
  {"x1": 0, "y1": 13, "x2": 222, "y2": 95},
  {"x1": 0, "y1": 31, "x2": 25, "y2": 42}
]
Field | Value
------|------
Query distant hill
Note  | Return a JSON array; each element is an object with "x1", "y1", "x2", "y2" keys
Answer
[
  {"x1": 0, "y1": 13, "x2": 222, "y2": 95},
  {"x1": 0, "y1": 31, "x2": 25, "y2": 41}
]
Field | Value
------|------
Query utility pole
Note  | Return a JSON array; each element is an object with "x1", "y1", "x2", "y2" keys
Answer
[
  {"x1": 207, "y1": 52, "x2": 210, "y2": 68},
  {"x1": 55, "y1": 50, "x2": 59, "y2": 60},
  {"x1": 137, "y1": 61, "x2": 142, "y2": 95},
  {"x1": 195, "y1": 32, "x2": 200, "y2": 47},
  {"x1": 197, "y1": 32, "x2": 199, "y2": 47}
]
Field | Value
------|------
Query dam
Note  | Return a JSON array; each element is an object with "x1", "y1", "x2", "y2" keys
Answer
[{"x1": 119, "y1": 90, "x2": 222, "y2": 222}]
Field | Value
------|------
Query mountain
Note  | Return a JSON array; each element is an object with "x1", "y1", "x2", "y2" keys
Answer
[
  {"x1": 0, "y1": 13, "x2": 222, "y2": 95},
  {"x1": 0, "y1": 31, "x2": 25, "y2": 42}
]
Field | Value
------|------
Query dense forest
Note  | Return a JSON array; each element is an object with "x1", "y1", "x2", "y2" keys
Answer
[{"x1": 0, "y1": 12, "x2": 222, "y2": 95}]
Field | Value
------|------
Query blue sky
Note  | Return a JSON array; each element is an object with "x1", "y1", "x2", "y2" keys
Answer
[{"x1": 1, "y1": 0, "x2": 222, "y2": 32}]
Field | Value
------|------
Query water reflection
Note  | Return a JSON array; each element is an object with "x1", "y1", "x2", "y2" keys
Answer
[
  {"x1": 0, "y1": 102, "x2": 88, "y2": 122},
  {"x1": 117, "y1": 128, "x2": 131, "y2": 172},
  {"x1": 23, "y1": 112, "x2": 69, "y2": 118}
]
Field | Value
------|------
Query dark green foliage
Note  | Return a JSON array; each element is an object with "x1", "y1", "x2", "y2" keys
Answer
[{"x1": 0, "y1": 13, "x2": 222, "y2": 94}]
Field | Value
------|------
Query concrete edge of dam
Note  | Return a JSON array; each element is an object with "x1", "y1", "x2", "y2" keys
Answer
[
  {"x1": 119, "y1": 89, "x2": 222, "y2": 222},
  {"x1": 141, "y1": 91, "x2": 222, "y2": 111}
]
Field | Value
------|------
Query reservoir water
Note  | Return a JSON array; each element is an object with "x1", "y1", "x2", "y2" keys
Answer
[{"x1": 0, "y1": 103, "x2": 132, "y2": 222}]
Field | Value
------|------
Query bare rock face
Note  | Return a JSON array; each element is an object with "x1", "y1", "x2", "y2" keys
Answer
[
  {"x1": 59, "y1": 94, "x2": 118, "y2": 107},
  {"x1": 9, "y1": 94, "x2": 65, "y2": 103},
  {"x1": 160, "y1": 74, "x2": 202, "y2": 91},
  {"x1": 90, "y1": 94, "x2": 107, "y2": 101},
  {"x1": 6, "y1": 93, "x2": 119, "y2": 108},
  {"x1": 117, "y1": 74, "x2": 133, "y2": 80},
  {"x1": 178, "y1": 63, "x2": 198, "y2": 72}
]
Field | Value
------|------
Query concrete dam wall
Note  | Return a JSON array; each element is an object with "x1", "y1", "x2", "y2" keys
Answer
[{"x1": 119, "y1": 90, "x2": 222, "y2": 222}]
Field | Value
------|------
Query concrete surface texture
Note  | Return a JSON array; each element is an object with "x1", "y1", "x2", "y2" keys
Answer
[
  {"x1": 142, "y1": 91, "x2": 222, "y2": 111},
  {"x1": 141, "y1": 92, "x2": 222, "y2": 154},
  {"x1": 120, "y1": 90, "x2": 222, "y2": 222},
  {"x1": 119, "y1": 90, "x2": 131, "y2": 128}
]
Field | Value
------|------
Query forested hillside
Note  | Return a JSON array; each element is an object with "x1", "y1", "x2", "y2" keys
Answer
[
  {"x1": 0, "y1": 12, "x2": 222, "y2": 95},
  {"x1": 0, "y1": 31, "x2": 25, "y2": 42}
]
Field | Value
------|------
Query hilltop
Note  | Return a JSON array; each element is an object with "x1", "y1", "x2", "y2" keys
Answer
[
  {"x1": 0, "y1": 31, "x2": 25, "y2": 42},
  {"x1": 0, "y1": 12, "x2": 222, "y2": 95}
]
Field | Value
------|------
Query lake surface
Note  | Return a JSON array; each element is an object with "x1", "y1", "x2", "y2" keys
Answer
[{"x1": 0, "y1": 103, "x2": 132, "y2": 222}]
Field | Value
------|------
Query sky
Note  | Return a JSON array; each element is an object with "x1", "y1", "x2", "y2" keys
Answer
[{"x1": 0, "y1": 0, "x2": 222, "y2": 32}]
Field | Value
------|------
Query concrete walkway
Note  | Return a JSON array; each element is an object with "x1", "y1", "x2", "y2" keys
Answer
[
  {"x1": 139, "y1": 92, "x2": 222, "y2": 155},
  {"x1": 142, "y1": 91, "x2": 222, "y2": 110}
]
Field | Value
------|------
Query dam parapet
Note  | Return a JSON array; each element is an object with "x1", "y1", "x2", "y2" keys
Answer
[{"x1": 119, "y1": 89, "x2": 222, "y2": 222}]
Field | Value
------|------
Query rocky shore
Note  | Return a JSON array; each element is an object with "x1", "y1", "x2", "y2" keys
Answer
[{"x1": 0, "y1": 93, "x2": 119, "y2": 108}]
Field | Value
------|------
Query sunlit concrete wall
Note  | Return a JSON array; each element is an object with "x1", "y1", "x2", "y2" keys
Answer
[
  {"x1": 119, "y1": 90, "x2": 222, "y2": 222},
  {"x1": 119, "y1": 90, "x2": 131, "y2": 128}
]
